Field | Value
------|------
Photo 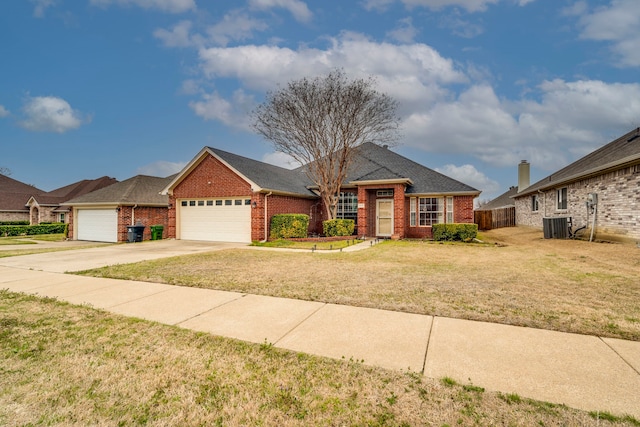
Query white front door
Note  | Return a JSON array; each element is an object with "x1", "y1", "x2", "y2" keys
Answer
[{"x1": 376, "y1": 199, "x2": 393, "y2": 237}]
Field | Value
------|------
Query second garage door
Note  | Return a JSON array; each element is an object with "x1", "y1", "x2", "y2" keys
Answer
[
  {"x1": 76, "y1": 209, "x2": 118, "y2": 243},
  {"x1": 179, "y1": 198, "x2": 251, "y2": 243}
]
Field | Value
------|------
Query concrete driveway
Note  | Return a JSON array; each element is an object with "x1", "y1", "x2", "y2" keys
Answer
[{"x1": 0, "y1": 239, "x2": 245, "y2": 272}]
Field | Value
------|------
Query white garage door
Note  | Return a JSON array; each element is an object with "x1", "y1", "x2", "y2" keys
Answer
[
  {"x1": 77, "y1": 209, "x2": 118, "y2": 243},
  {"x1": 179, "y1": 198, "x2": 251, "y2": 243}
]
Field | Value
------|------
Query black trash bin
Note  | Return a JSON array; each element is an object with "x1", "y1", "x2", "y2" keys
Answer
[{"x1": 127, "y1": 224, "x2": 145, "y2": 243}]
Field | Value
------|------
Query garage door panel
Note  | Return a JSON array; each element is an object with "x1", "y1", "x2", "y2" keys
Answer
[
  {"x1": 77, "y1": 209, "x2": 118, "y2": 243},
  {"x1": 179, "y1": 200, "x2": 251, "y2": 243}
]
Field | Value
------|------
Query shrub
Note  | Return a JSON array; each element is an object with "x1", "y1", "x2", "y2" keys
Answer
[
  {"x1": 270, "y1": 214, "x2": 309, "y2": 239},
  {"x1": 0, "y1": 221, "x2": 29, "y2": 226},
  {"x1": 323, "y1": 219, "x2": 355, "y2": 237},
  {"x1": 0, "y1": 223, "x2": 67, "y2": 237},
  {"x1": 432, "y1": 223, "x2": 478, "y2": 242}
]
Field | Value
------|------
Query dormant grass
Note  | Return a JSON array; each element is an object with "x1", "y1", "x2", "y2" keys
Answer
[{"x1": 79, "y1": 227, "x2": 640, "y2": 340}]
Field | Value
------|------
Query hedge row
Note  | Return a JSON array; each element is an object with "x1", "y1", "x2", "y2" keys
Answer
[
  {"x1": 0, "y1": 221, "x2": 29, "y2": 226},
  {"x1": 323, "y1": 219, "x2": 355, "y2": 237},
  {"x1": 432, "y1": 223, "x2": 478, "y2": 242},
  {"x1": 270, "y1": 214, "x2": 309, "y2": 239},
  {"x1": 0, "y1": 223, "x2": 68, "y2": 237}
]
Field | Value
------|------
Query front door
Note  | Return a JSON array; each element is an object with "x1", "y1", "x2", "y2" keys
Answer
[{"x1": 376, "y1": 199, "x2": 393, "y2": 237}]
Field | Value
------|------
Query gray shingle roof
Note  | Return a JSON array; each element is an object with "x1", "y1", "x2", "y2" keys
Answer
[
  {"x1": 209, "y1": 147, "x2": 315, "y2": 197},
  {"x1": 337, "y1": 142, "x2": 479, "y2": 194},
  {"x1": 64, "y1": 175, "x2": 175, "y2": 206},
  {"x1": 517, "y1": 127, "x2": 640, "y2": 197},
  {"x1": 476, "y1": 186, "x2": 518, "y2": 210}
]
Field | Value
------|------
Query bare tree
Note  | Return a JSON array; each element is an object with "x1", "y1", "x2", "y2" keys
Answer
[
  {"x1": 0, "y1": 167, "x2": 11, "y2": 176},
  {"x1": 252, "y1": 69, "x2": 400, "y2": 219}
]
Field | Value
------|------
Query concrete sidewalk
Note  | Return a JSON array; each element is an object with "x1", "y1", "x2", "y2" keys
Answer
[{"x1": 1, "y1": 265, "x2": 638, "y2": 418}]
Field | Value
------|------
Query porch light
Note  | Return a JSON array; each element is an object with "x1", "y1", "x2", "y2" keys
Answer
[{"x1": 252, "y1": 201, "x2": 257, "y2": 208}]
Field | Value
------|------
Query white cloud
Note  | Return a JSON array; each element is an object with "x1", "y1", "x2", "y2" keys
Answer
[
  {"x1": 136, "y1": 160, "x2": 187, "y2": 177},
  {"x1": 31, "y1": 0, "x2": 55, "y2": 18},
  {"x1": 261, "y1": 151, "x2": 300, "y2": 169},
  {"x1": 403, "y1": 79, "x2": 640, "y2": 171},
  {"x1": 206, "y1": 10, "x2": 269, "y2": 46},
  {"x1": 363, "y1": 0, "x2": 534, "y2": 12},
  {"x1": 435, "y1": 164, "x2": 499, "y2": 193},
  {"x1": 189, "y1": 89, "x2": 255, "y2": 130},
  {"x1": 90, "y1": 0, "x2": 196, "y2": 13},
  {"x1": 154, "y1": 20, "x2": 195, "y2": 47},
  {"x1": 386, "y1": 17, "x2": 419, "y2": 43},
  {"x1": 249, "y1": 0, "x2": 312, "y2": 23},
  {"x1": 577, "y1": 0, "x2": 640, "y2": 67},
  {"x1": 0, "y1": 105, "x2": 9, "y2": 118},
  {"x1": 19, "y1": 96, "x2": 88, "y2": 133}
]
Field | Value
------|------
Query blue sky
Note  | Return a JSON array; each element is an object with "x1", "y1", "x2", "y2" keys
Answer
[{"x1": 1, "y1": 0, "x2": 639, "y2": 202}]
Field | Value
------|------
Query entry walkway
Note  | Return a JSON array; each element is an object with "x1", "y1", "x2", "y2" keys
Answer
[{"x1": 0, "y1": 265, "x2": 638, "y2": 418}]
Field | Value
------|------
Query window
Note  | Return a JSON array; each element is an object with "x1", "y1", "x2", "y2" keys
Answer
[
  {"x1": 189, "y1": 200, "x2": 196, "y2": 206},
  {"x1": 557, "y1": 187, "x2": 567, "y2": 210},
  {"x1": 245, "y1": 199, "x2": 251, "y2": 205},
  {"x1": 446, "y1": 196, "x2": 454, "y2": 223},
  {"x1": 206, "y1": 200, "x2": 213, "y2": 206},
  {"x1": 197, "y1": 200, "x2": 204, "y2": 206},
  {"x1": 225, "y1": 200, "x2": 232, "y2": 206},
  {"x1": 410, "y1": 197, "x2": 417, "y2": 226},
  {"x1": 216, "y1": 200, "x2": 222, "y2": 206},
  {"x1": 181, "y1": 201, "x2": 187, "y2": 206},
  {"x1": 59, "y1": 213, "x2": 65, "y2": 223},
  {"x1": 234, "y1": 199, "x2": 242, "y2": 205},
  {"x1": 531, "y1": 195, "x2": 539, "y2": 212},
  {"x1": 377, "y1": 190, "x2": 393, "y2": 197},
  {"x1": 337, "y1": 192, "x2": 358, "y2": 222},
  {"x1": 419, "y1": 197, "x2": 443, "y2": 226}
]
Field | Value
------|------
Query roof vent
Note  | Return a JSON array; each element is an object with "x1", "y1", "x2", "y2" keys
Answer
[{"x1": 382, "y1": 144, "x2": 389, "y2": 149}]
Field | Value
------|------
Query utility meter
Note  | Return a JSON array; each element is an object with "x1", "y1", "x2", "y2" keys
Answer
[{"x1": 587, "y1": 193, "x2": 598, "y2": 205}]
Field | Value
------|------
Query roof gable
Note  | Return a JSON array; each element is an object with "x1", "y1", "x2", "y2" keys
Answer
[
  {"x1": 518, "y1": 127, "x2": 640, "y2": 196},
  {"x1": 341, "y1": 143, "x2": 479, "y2": 194}
]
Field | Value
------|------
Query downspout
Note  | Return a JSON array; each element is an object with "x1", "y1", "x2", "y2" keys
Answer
[
  {"x1": 261, "y1": 192, "x2": 272, "y2": 243},
  {"x1": 132, "y1": 204, "x2": 138, "y2": 225}
]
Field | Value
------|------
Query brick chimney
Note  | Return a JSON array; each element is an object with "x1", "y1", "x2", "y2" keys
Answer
[{"x1": 518, "y1": 160, "x2": 530, "y2": 192}]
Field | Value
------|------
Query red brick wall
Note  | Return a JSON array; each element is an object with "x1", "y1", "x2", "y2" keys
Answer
[
  {"x1": 117, "y1": 206, "x2": 168, "y2": 242},
  {"x1": 254, "y1": 193, "x2": 319, "y2": 241},
  {"x1": 405, "y1": 195, "x2": 476, "y2": 239},
  {"x1": 167, "y1": 154, "x2": 253, "y2": 239}
]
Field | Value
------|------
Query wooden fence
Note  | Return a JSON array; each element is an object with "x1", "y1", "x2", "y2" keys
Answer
[{"x1": 474, "y1": 206, "x2": 516, "y2": 231}]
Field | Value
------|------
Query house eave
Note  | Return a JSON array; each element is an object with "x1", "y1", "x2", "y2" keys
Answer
[
  {"x1": 515, "y1": 154, "x2": 640, "y2": 198},
  {"x1": 349, "y1": 178, "x2": 414, "y2": 186},
  {"x1": 408, "y1": 191, "x2": 481, "y2": 198}
]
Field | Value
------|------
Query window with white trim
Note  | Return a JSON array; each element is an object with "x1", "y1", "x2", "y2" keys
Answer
[
  {"x1": 446, "y1": 196, "x2": 454, "y2": 223},
  {"x1": 419, "y1": 197, "x2": 443, "y2": 226},
  {"x1": 337, "y1": 192, "x2": 358, "y2": 223},
  {"x1": 557, "y1": 187, "x2": 567, "y2": 210},
  {"x1": 531, "y1": 195, "x2": 539, "y2": 212}
]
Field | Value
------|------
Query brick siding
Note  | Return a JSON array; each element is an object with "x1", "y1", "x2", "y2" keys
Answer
[{"x1": 515, "y1": 164, "x2": 640, "y2": 240}]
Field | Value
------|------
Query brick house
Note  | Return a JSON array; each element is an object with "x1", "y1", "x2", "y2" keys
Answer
[
  {"x1": 0, "y1": 174, "x2": 116, "y2": 224},
  {"x1": 162, "y1": 143, "x2": 480, "y2": 242},
  {"x1": 514, "y1": 127, "x2": 640, "y2": 241},
  {"x1": 63, "y1": 175, "x2": 173, "y2": 243}
]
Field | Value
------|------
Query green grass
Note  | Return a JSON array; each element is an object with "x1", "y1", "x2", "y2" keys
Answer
[
  {"x1": 0, "y1": 233, "x2": 66, "y2": 245},
  {"x1": 1, "y1": 289, "x2": 635, "y2": 427}
]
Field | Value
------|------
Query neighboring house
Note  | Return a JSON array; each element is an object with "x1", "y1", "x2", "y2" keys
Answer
[
  {"x1": 26, "y1": 176, "x2": 117, "y2": 224},
  {"x1": 63, "y1": 175, "x2": 174, "y2": 243},
  {"x1": 161, "y1": 143, "x2": 480, "y2": 243},
  {"x1": 0, "y1": 173, "x2": 116, "y2": 224},
  {"x1": 0, "y1": 174, "x2": 45, "y2": 223},
  {"x1": 514, "y1": 127, "x2": 640, "y2": 241}
]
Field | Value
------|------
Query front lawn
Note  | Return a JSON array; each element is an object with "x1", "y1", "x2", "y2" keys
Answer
[{"x1": 77, "y1": 227, "x2": 640, "y2": 341}]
